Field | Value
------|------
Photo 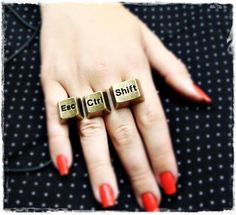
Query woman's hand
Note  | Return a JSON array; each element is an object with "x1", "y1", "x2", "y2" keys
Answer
[{"x1": 40, "y1": 3, "x2": 211, "y2": 211}]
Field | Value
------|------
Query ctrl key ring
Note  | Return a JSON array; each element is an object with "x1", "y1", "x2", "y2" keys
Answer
[{"x1": 58, "y1": 97, "x2": 83, "y2": 123}]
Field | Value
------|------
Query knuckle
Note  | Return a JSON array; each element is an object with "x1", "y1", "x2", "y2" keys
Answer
[
  {"x1": 138, "y1": 107, "x2": 165, "y2": 128},
  {"x1": 111, "y1": 123, "x2": 134, "y2": 148},
  {"x1": 92, "y1": 60, "x2": 111, "y2": 78},
  {"x1": 56, "y1": 63, "x2": 78, "y2": 80},
  {"x1": 40, "y1": 71, "x2": 47, "y2": 82},
  {"x1": 177, "y1": 60, "x2": 189, "y2": 76},
  {"x1": 45, "y1": 98, "x2": 59, "y2": 118},
  {"x1": 151, "y1": 148, "x2": 174, "y2": 169},
  {"x1": 40, "y1": 62, "x2": 78, "y2": 81},
  {"x1": 178, "y1": 59, "x2": 188, "y2": 70},
  {"x1": 87, "y1": 159, "x2": 110, "y2": 173},
  {"x1": 166, "y1": 58, "x2": 189, "y2": 81},
  {"x1": 80, "y1": 119, "x2": 104, "y2": 138},
  {"x1": 59, "y1": 62, "x2": 77, "y2": 73},
  {"x1": 49, "y1": 133, "x2": 67, "y2": 144},
  {"x1": 152, "y1": 147, "x2": 170, "y2": 162},
  {"x1": 40, "y1": 62, "x2": 55, "y2": 79},
  {"x1": 130, "y1": 167, "x2": 152, "y2": 184},
  {"x1": 40, "y1": 70, "x2": 53, "y2": 85},
  {"x1": 124, "y1": 52, "x2": 145, "y2": 72}
]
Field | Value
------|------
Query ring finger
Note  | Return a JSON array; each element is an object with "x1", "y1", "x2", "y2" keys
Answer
[
  {"x1": 129, "y1": 64, "x2": 178, "y2": 196},
  {"x1": 92, "y1": 77, "x2": 161, "y2": 212}
]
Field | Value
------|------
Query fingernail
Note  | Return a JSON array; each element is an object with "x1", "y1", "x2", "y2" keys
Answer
[
  {"x1": 193, "y1": 84, "x2": 212, "y2": 104},
  {"x1": 99, "y1": 184, "x2": 115, "y2": 208},
  {"x1": 141, "y1": 192, "x2": 159, "y2": 212},
  {"x1": 56, "y1": 155, "x2": 69, "y2": 176},
  {"x1": 159, "y1": 171, "x2": 176, "y2": 195}
]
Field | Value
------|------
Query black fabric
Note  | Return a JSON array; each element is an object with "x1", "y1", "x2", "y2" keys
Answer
[{"x1": 3, "y1": 3, "x2": 233, "y2": 211}]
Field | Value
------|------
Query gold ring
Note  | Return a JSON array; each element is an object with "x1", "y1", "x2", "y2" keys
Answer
[
  {"x1": 84, "y1": 91, "x2": 111, "y2": 119},
  {"x1": 58, "y1": 97, "x2": 83, "y2": 123},
  {"x1": 110, "y1": 79, "x2": 144, "y2": 109},
  {"x1": 58, "y1": 79, "x2": 144, "y2": 121}
]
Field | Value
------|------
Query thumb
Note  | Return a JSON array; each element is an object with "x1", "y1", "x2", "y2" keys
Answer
[{"x1": 140, "y1": 22, "x2": 212, "y2": 104}]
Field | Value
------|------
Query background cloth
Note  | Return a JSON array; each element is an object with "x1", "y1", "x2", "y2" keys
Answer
[{"x1": 3, "y1": 3, "x2": 234, "y2": 212}]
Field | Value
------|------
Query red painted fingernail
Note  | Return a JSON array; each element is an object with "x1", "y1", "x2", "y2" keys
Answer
[
  {"x1": 99, "y1": 184, "x2": 115, "y2": 208},
  {"x1": 141, "y1": 192, "x2": 159, "y2": 212},
  {"x1": 193, "y1": 84, "x2": 212, "y2": 104},
  {"x1": 56, "y1": 155, "x2": 69, "y2": 176},
  {"x1": 159, "y1": 171, "x2": 176, "y2": 195}
]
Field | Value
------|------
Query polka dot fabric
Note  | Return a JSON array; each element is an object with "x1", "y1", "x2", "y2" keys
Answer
[{"x1": 3, "y1": 3, "x2": 233, "y2": 212}]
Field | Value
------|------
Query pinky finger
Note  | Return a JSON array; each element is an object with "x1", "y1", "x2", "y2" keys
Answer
[{"x1": 140, "y1": 21, "x2": 212, "y2": 104}]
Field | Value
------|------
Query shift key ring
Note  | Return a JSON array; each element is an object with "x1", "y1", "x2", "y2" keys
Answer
[{"x1": 110, "y1": 79, "x2": 145, "y2": 109}]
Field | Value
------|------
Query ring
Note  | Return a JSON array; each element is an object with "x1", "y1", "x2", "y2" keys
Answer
[
  {"x1": 58, "y1": 97, "x2": 83, "y2": 123},
  {"x1": 57, "y1": 79, "x2": 144, "y2": 121},
  {"x1": 110, "y1": 79, "x2": 144, "y2": 109},
  {"x1": 84, "y1": 91, "x2": 111, "y2": 119}
]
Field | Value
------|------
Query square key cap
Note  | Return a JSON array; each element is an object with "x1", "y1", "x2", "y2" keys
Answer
[
  {"x1": 110, "y1": 79, "x2": 144, "y2": 109},
  {"x1": 84, "y1": 91, "x2": 111, "y2": 119},
  {"x1": 58, "y1": 97, "x2": 83, "y2": 123}
]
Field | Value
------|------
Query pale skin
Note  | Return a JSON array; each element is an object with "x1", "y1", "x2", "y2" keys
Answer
[{"x1": 40, "y1": 3, "x2": 211, "y2": 211}]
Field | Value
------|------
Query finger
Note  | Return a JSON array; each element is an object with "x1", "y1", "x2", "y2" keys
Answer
[
  {"x1": 41, "y1": 77, "x2": 72, "y2": 176},
  {"x1": 128, "y1": 66, "x2": 178, "y2": 195},
  {"x1": 68, "y1": 83, "x2": 119, "y2": 209},
  {"x1": 140, "y1": 22, "x2": 212, "y2": 104},
  {"x1": 93, "y1": 76, "x2": 161, "y2": 211},
  {"x1": 105, "y1": 107, "x2": 161, "y2": 211}
]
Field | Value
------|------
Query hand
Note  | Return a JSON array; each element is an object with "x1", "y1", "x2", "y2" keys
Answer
[{"x1": 40, "y1": 3, "x2": 212, "y2": 211}]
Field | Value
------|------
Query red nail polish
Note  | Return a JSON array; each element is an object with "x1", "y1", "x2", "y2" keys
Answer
[
  {"x1": 193, "y1": 84, "x2": 212, "y2": 104},
  {"x1": 159, "y1": 171, "x2": 176, "y2": 195},
  {"x1": 99, "y1": 184, "x2": 115, "y2": 208},
  {"x1": 141, "y1": 192, "x2": 159, "y2": 212},
  {"x1": 56, "y1": 155, "x2": 69, "y2": 176}
]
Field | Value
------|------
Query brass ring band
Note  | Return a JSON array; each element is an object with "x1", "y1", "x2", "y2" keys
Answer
[{"x1": 57, "y1": 79, "x2": 144, "y2": 121}]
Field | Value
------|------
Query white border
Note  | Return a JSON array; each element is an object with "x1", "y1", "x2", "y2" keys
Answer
[{"x1": 0, "y1": 0, "x2": 235, "y2": 214}]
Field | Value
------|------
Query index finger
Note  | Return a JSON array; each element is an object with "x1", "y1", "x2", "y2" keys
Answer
[{"x1": 41, "y1": 78, "x2": 73, "y2": 176}]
